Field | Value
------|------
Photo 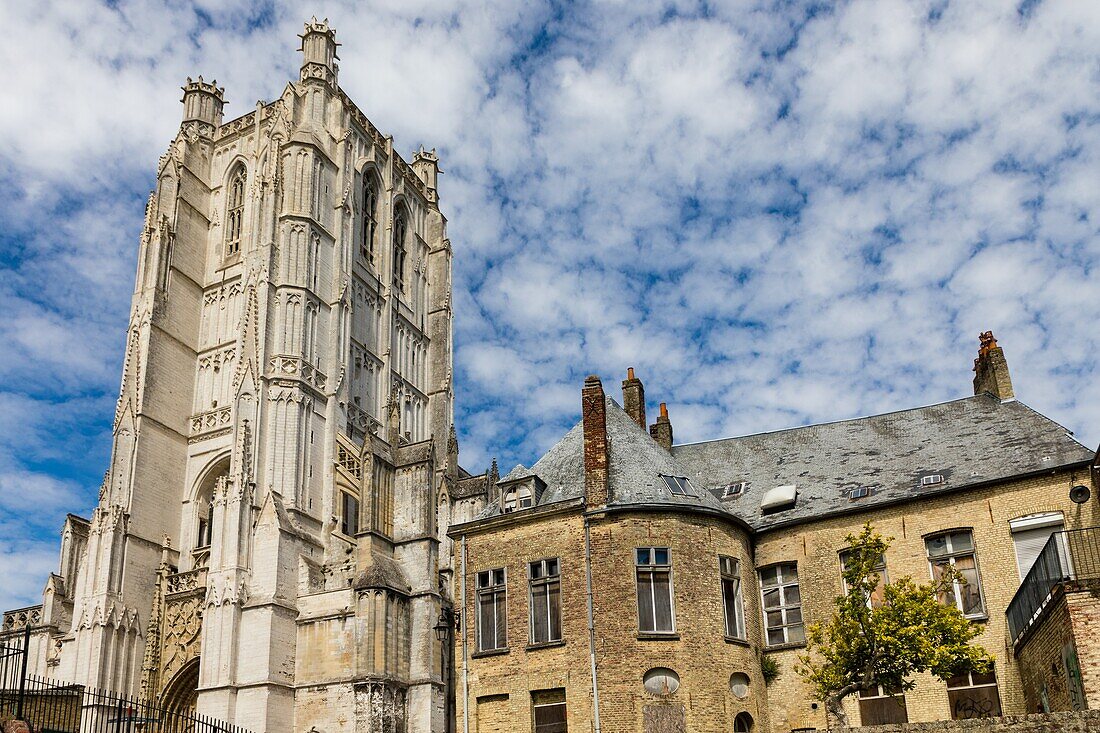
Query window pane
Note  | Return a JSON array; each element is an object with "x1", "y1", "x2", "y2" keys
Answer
[
  {"x1": 637, "y1": 548, "x2": 650, "y2": 565},
  {"x1": 784, "y1": 584, "x2": 801, "y2": 605},
  {"x1": 478, "y1": 594, "x2": 494, "y2": 651},
  {"x1": 531, "y1": 584, "x2": 549, "y2": 643},
  {"x1": 531, "y1": 561, "x2": 544, "y2": 579},
  {"x1": 653, "y1": 571, "x2": 674, "y2": 631},
  {"x1": 494, "y1": 591, "x2": 507, "y2": 648},
  {"x1": 955, "y1": 556, "x2": 984, "y2": 614},
  {"x1": 759, "y1": 567, "x2": 778, "y2": 586},
  {"x1": 762, "y1": 588, "x2": 781, "y2": 609},
  {"x1": 971, "y1": 670, "x2": 997, "y2": 686},
  {"x1": 950, "y1": 532, "x2": 974, "y2": 552},
  {"x1": 548, "y1": 581, "x2": 562, "y2": 641},
  {"x1": 786, "y1": 607, "x2": 803, "y2": 625},
  {"x1": 767, "y1": 628, "x2": 785, "y2": 645},
  {"x1": 766, "y1": 610, "x2": 783, "y2": 628},
  {"x1": 654, "y1": 548, "x2": 670, "y2": 565},
  {"x1": 723, "y1": 578, "x2": 738, "y2": 636},
  {"x1": 547, "y1": 558, "x2": 559, "y2": 576},
  {"x1": 787, "y1": 622, "x2": 805, "y2": 644},
  {"x1": 926, "y1": 535, "x2": 949, "y2": 557},
  {"x1": 637, "y1": 572, "x2": 655, "y2": 632}
]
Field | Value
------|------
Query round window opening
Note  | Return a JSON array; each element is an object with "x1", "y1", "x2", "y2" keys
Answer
[
  {"x1": 734, "y1": 711, "x2": 754, "y2": 732},
  {"x1": 643, "y1": 667, "x2": 680, "y2": 696},
  {"x1": 730, "y1": 672, "x2": 751, "y2": 699}
]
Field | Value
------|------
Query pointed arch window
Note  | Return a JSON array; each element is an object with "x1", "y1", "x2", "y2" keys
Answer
[
  {"x1": 362, "y1": 175, "x2": 378, "y2": 264},
  {"x1": 393, "y1": 208, "x2": 408, "y2": 291},
  {"x1": 225, "y1": 166, "x2": 246, "y2": 256}
]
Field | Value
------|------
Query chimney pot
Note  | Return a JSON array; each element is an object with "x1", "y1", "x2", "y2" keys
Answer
[
  {"x1": 650, "y1": 403, "x2": 673, "y2": 451},
  {"x1": 621, "y1": 368, "x2": 646, "y2": 431},
  {"x1": 972, "y1": 331, "x2": 1014, "y2": 401}
]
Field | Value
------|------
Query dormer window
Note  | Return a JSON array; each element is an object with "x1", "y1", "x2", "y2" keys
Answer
[{"x1": 503, "y1": 486, "x2": 533, "y2": 513}]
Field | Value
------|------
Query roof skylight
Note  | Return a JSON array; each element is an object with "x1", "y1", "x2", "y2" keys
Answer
[{"x1": 660, "y1": 475, "x2": 695, "y2": 497}]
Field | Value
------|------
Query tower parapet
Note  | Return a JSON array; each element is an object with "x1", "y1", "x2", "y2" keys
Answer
[
  {"x1": 412, "y1": 147, "x2": 441, "y2": 200},
  {"x1": 180, "y1": 76, "x2": 225, "y2": 130},
  {"x1": 299, "y1": 17, "x2": 339, "y2": 85}
]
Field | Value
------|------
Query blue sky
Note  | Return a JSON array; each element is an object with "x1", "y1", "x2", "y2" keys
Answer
[{"x1": 0, "y1": 0, "x2": 1097, "y2": 609}]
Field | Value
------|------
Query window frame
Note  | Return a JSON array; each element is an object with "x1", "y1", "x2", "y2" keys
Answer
[
  {"x1": 476, "y1": 567, "x2": 508, "y2": 653},
  {"x1": 339, "y1": 491, "x2": 360, "y2": 537},
  {"x1": 719, "y1": 555, "x2": 746, "y2": 640},
  {"x1": 759, "y1": 562, "x2": 804, "y2": 646},
  {"x1": 531, "y1": 688, "x2": 567, "y2": 733},
  {"x1": 946, "y1": 668, "x2": 1002, "y2": 720},
  {"x1": 635, "y1": 547, "x2": 676, "y2": 634},
  {"x1": 858, "y1": 684, "x2": 908, "y2": 725},
  {"x1": 839, "y1": 550, "x2": 889, "y2": 608},
  {"x1": 528, "y1": 558, "x2": 562, "y2": 645},
  {"x1": 925, "y1": 529, "x2": 986, "y2": 619}
]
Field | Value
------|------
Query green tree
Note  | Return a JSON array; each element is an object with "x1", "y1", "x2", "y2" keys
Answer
[{"x1": 796, "y1": 523, "x2": 992, "y2": 728}]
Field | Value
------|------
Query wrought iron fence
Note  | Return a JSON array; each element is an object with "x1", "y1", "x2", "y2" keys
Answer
[
  {"x1": 1006, "y1": 526, "x2": 1100, "y2": 644},
  {"x1": 0, "y1": 628, "x2": 254, "y2": 733}
]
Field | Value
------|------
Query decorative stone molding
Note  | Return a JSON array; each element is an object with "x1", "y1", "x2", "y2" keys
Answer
[
  {"x1": 190, "y1": 405, "x2": 232, "y2": 437},
  {"x1": 2, "y1": 606, "x2": 42, "y2": 632}
]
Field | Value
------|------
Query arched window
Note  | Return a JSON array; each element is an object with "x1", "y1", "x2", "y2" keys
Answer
[
  {"x1": 517, "y1": 486, "x2": 533, "y2": 509},
  {"x1": 225, "y1": 166, "x2": 246, "y2": 257},
  {"x1": 502, "y1": 488, "x2": 517, "y2": 513},
  {"x1": 734, "y1": 712, "x2": 753, "y2": 732},
  {"x1": 393, "y1": 208, "x2": 408, "y2": 290},
  {"x1": 362, "y1": 176, "x2": 378, "y2": 264}
]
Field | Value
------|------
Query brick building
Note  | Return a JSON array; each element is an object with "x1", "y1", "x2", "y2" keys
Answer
[{"x1": 448, "y1": 335, "x2": 1100, "y2": 732}]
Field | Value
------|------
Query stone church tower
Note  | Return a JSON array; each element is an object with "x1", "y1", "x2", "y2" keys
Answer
[{"x1": 11, "y1": 20, "x2": 480, "y2": 733}]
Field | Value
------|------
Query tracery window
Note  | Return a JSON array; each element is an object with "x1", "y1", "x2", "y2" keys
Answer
[
  {"x1": 362, "y1": 176, "x2": 378, "y2": 264},
  {"x1": 393, "y1": 208, "x2": 408, "y2": 291},
  {"x1": 225, "y1": 166, "x2": 246, "y2": 256}
]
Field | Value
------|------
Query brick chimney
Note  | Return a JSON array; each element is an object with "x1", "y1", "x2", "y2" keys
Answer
[
  {"x1": 650, "y1": 402, "x2": 673, "y2": 452},
  {"x1": 621, "y1": 367, "x2": 646, "y2": 430},
  {"x1": 582, "y1": 376, "x2": 610, "y2": 509},
  {"x1": 972, "y1": 331, "x2": 1014, "y2": 401}
]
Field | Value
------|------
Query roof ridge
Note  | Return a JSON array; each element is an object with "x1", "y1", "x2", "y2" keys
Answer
[{"x1": 673, "y1": 394, "x2": 992, "y2": 449}]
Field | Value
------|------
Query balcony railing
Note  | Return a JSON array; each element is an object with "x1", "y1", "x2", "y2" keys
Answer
[{"x1": 1006, "y1": 526, "x2": 1100, "y2": 644}]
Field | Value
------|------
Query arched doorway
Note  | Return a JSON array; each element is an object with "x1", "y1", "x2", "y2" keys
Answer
[
  {"x1": 161, "y1": 657, "x2": 200, "y2": 716},
  {"x1": 734, "y1": 711, "x2": 754, "y2": 732}
]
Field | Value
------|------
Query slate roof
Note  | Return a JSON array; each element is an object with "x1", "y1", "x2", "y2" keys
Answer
[
  {"x1": 672, "y1": 394, "x2": 1093, "y2": 532},
  {"x1": 474, "y1": 396, "x2": 731, "y2": 520},
  {"x1": 469, "y1": 392, "x2": 1092, "y2": 532}
]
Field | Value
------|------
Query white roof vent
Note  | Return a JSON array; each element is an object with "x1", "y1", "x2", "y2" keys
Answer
[
  {"x1": 920, "y1": 474, "x2": 944, "y2": 487},
  {"x1": 760, "y1": 484, "x2": 797, "y2": 513}
]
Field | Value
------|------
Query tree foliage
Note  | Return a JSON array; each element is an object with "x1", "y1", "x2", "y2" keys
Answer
[{"x1": 795, "y1": 523, "x2": 992, "y2": 728}]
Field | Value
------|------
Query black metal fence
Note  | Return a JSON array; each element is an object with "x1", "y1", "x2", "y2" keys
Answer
[
  {"x1": 0, "y1": 628, "x2": 254, "y2": 733},
  {"x1": 1006, "y1": 526, "x2": 1100, "y2": 644}
]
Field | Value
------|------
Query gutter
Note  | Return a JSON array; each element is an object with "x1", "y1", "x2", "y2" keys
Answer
[{"x1": 584, "y1": 517, "x2": 602, "y2": 733}]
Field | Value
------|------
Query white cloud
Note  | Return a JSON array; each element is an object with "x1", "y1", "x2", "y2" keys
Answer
[{"x1": 0, "y1": 0, "x2": 1098, "y2": 608}]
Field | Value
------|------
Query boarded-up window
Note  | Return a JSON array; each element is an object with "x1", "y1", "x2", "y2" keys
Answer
[
  {"x1": 947, "y1": 669, "x2": 1002, "y2": 719},
  {"x1": 643, "y1": 703, "x2": 685, "y2": 733},
  {"x1": 532, "y1": 689, "x2": 567, "y2": 733},
  {"x1": 858, "y1": 685, "x2": 908, "y2": 725},
  {"x1": 476, "y1": 693, "x2": 509, "y2": 733}
]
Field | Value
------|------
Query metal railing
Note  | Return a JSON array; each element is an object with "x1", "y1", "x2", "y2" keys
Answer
[
  {"x1": 0, "y1": 628, "x2": 255, "y2": 732},
  {"x1": 1006, "y1": 527, "x2": 1100, "y2": 644}
]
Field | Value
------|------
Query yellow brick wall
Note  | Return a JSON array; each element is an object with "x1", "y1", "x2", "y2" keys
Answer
[
  {"x1": 755, "y1": 470, "x2": 1100, "y2": 732},
  {"x1": 453, "y1": 508, "x2": 766, "y2": 733}
]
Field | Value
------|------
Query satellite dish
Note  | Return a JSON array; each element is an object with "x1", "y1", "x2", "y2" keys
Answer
[{"x1": 1070, "y1": 485, "x2": 1091, "y2": 504}]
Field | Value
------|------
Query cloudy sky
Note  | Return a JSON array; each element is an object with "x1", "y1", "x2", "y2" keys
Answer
[{"x1": 0, "y1": 0, "x2": 1097, "y2": 608}]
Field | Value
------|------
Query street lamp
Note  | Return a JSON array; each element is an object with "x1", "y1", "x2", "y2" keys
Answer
[{"x1": 434, "y1": 607, "x2": 457, "y2": 641}]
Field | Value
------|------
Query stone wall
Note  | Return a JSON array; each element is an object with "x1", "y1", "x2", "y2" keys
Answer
[{"x1": 850, "y1": 709, "x2": 1100, "y2": 732}]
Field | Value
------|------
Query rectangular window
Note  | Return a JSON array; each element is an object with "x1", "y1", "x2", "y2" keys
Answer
[
  {"x1": 340, "y1": 492, "x2": 359, "y2": 536},
  {"x1": 947, "y1": 668, "x2": 1002, "y2": 719},
  {"x1": 635, "y1": 547, "x2": 674, "y2": 633},
  {"x1": 926, "y1": 531, "x2": 985, "y2": 617},
  {"x1": 840, "y1": 551, "x2": 888, "y2": 608},
  {"x1": 1010, "y1": 512, "x2": 1066, "y2": 580},
  {"x1": 476, "y1": 568, "x2": 508, "y2": 652},
  {"x1": 529, "y1": 559, "x2": 562, "y2": 644},
  {"x1": 659, "y1": 475, "x2": 694, "y2": 496},
  {"x1": 859, "y1": 685, "x2": 908, "y2": 725},
  {"x1": 720, "y1": 556, "x2": 745, "y2": 639},
  {"x1": 759, "y1": 563, "x2": 804, "y2": 646},
  {"x1": 532, "y1": 689, "x2": 567, "y2": 733}
]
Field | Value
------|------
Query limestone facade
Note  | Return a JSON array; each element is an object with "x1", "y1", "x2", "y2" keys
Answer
[{"x1": 5, "y1": 20, "x2": 481, "y2": 733}]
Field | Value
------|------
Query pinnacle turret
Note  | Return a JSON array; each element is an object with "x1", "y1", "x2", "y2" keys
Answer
[{"x1": 180, "y1": 76, "x2": 225, "y2": 128}]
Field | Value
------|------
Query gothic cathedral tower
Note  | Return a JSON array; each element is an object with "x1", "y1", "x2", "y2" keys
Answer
[{"x1": 15, "y1": 21, "x2": 465, "y2": 733}]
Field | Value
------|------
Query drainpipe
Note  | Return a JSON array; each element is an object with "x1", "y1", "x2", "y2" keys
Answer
[
  {"x1": 584, "y1": 517, "x2": 602, "y2": 733},
  {"x1": 460, "y1": 534, "x2": 470, "y2": 733}
]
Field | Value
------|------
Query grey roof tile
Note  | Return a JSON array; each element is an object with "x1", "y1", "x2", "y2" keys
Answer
[{"x1": 672, "y1": 394, "x2": 1092, "y2": 531}]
